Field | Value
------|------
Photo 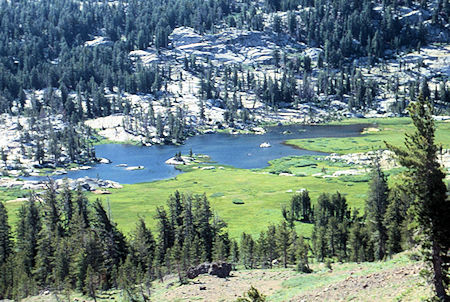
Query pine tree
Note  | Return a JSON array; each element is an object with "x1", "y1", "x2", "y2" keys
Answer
[
  {"x1": 212, "y1": 235, "x2": 229, "y2": 262},
  {"x1": 288, "y1": 229, "x2": 299, "y2": 264},
  {"x1": 299, "y1": 190, "x2": 312, "y2": 222},
  {"x1": 168, "y1": 191, "x2": 184, "y2": 246},
  {"x1": 266, "y1": 225, "x2": 278, "y2": 268},
  {"x1": 387, "y1": 98, "x2": 450, "y2": 300},
  {"x1": 311, "y1": 194, "x2": 330, "y2": 261},
  {"x1": 52, "y1": 239, "x2": 72, "y2": 291},
  {"x1": 420, "y1": 79, "x2": 431, "y2": 100},
  {"x1": 365, "y1": 156, "x2": 389, "y2": 260},
  {"x1": 60, "y1": 182, "x2": 74, "y2": 230},
  {"x1": 33, "y1": 224, "x2": 56, "y2": 286},
  {"x1": 0, "y1": 255, "x2": 13, "y2": 299},
  {"x1": 75, "y1": 232, "x2": 103, "y2": 292},
  {"x1": 16, "y1": 196, "x2": 42, "y2": 275},
  {"x1": 236, "y1": 286, "x2": 267, "y2": 302},
  {"x1": 74, "y1": 185, "x2": 90, "y2": 229},
  {"x1": 0, "y1": 202, "x2": 12, "y2": 265},
  {"x1": 42, "y1": 182, "x2": 64, "y2": 237},
  {"x1": 296, "y1": 235, "x2": 311, "y2": 273},
  {"x1": 117, "y1": 255, "x2": 139, "y2": 301},
  {"x1": 384, "y1": 185, "x2": 410, "y2": 256},
  {"x1": 276, "y1": 221, "x2": 291, "y2": 268},
  {"x1": 181, "y1": 196, "x2": 195, "y2": 268},
  {"x1": 0, "y1": 148, "x2": 7, "y2": 167},
  {"x1": 11, "y1": 252, "x2": 38, "y2": 300},
  {"x1": 240, "y1": 233, "x2": 255, "y2": 269},
  {"x1": 130, "y1": 218, "x2": 156, "y2": 278},
  {"x1": 91, "y1": 200, "x2": 128, "y2": 287},
  {"x1": 230, "y1": 239, "x2": 239, "y2": 269},
  {"x1": 155, "y1": 207, "x2": 174, "y2": 264},
  {"x1": 348, "y1": 210, "x2": 371, "y2": 262},
  {"x1": 255, "y1": 231, "x2": 268, "y2": 268},
  {"x1": 194, "y1": 195, "x2": 214, "y2": 262},
  {"x1": 282, "y1": 191, "x2": 312, "y2": 226},
  {"x1": 0, "y1": 202, "x2": 12, "y2": 299},
  {"x1": 84, "y1": 265, "x2": 99, "y2": 301}
]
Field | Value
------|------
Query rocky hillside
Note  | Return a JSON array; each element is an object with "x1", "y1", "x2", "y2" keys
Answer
[
  {"x1": 0, "y1": 0, "x2": 448, "y2": 151},
  {"x1": 14, "y1": 252, "x2": 433, "y2": 302}
]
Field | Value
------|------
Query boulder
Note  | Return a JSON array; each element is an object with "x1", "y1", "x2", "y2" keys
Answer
[
  {"x1": 93, "y1": 189, "x2": 111, "y2": 195},
  {"x1": 186, "y1": 262, "x2": 232, "y2": 279},
  {"x1": 165, "y1": 157, "x2": 185, "y2": 165},
  {"x1": 99, "y1": 157, "x2": 111, "y2": 164},
  {"x1": 201, "y1": 166, "x2": 215, "y2": 170},
  {"x1": 84, "y1": 36, "x2": 113, "y2": 47},
  {"x1": 125, "y1": 166, "x2": 144, "y2": 171},
  {"x1": 170, "y1": 27, "x2": 203, "y2": 47}
]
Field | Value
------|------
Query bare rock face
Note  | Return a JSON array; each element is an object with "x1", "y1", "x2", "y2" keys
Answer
[{"x1": 186, "y1": 262, "x2": 232, "y2": 279}]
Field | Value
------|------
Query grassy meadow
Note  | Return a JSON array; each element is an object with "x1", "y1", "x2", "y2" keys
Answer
[
  {"x1": 286, "y1": 117, "x2": 450, "y2": 154},
  {"x1": 86, "y1": 162, "x2": 369, "y2": 239}
]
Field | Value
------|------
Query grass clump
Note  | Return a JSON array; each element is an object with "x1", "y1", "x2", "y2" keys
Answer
[{"x1": 232, "y1": 198, "x2": 245, "y2": 205}]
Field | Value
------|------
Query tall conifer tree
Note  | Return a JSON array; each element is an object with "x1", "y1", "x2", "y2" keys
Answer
[
  {"x1": 387, "y1": 98, "x2": 450, "y2": 300},
  {"x1": 365, "y1": 156, "x2": 389, "y2": 260}
]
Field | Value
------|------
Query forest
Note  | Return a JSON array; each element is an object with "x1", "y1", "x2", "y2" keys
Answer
[
  {"x1": 0, "y1": 0, "x2": 449, "y2": 300},
  {"x1": 1, "y1": 0, "x2": 448, "y2": 116}
]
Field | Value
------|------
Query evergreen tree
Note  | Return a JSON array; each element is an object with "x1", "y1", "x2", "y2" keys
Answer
[
  {"x1": 194, "y1": 195, "x2": 214, "y2": 262},
  {"x1": 33, "y1": 224, "x2": 56, "y2": 286},
  {"x1": 255, "y1": 231, "x2": 268, "y2": 267},
  {"x1": 348, "y1": 210, "x2": 372, "y2": 262},
  {"x1": 230, "y1": 239, "x2": 239, "y2": 266},
  {"x1": 266, "y1": 225, "x2": 278, "y2": 268},
  {"x1": 387, "y1": 98, "x2": 450, "y2": 300},
  {"x1": 384, "y1": 184, "x2": 410, "y2": 256},
  {"x1": 117, "y1": 255, "x2": 140, "y2": 301},
  {"x1": 365, "y1": 156, "x2": 389, "y2": 260},
  {"x1": 41, "y1": 182, "x2": 64, "y2": 237},
  {"x1": 155, "y1": 207, "x2": 174, "y2": 264},
  {"x1": 74, "y1": 185, "x2": 90, "y2": 229},
  {"x1": 16, "y1": 196, "x2": 42, "y2": 275},
  {"x1": 130, "y1": 218, "x2": 156, "y2": 278},
  {"x1": 236, "y1": 286, "x2": 267, "y2": 302},
  {"x1": 240, "y1": 233, "x2": 255, "y2": 269},
  {"x1": 0, "y1": 202, "x2": 12, "y2": 266},
  {"x1": 91, "y1": 200, "x2": 128, "y2": 287},
  {"x1": 60, "y1": 182, "x2": 74, "y2": 231},
  {"x1": 52, "y1": 239, "x2": 72, "y2": 291},
  {"x1": 0, "y1": 148, "x2": 7, "y2": 167},
  {"x1": 282, "y1": 191, "x2": 312, "y2": 226},
  {"x1": 0, "y1": 202, "x2": 13, "y2": 299},
  {"x1": 296, "y1": 235, "x2": 311, "y2": 273},
  {"x1": 76, "y1": 232, "x2": 104, "y2": 293},
  {"x1": 84, "y1": 265, "x2": 100, "y2": 301},
  {"x1": 276, "y1": 221, "x2": 291, "y2": 268}
]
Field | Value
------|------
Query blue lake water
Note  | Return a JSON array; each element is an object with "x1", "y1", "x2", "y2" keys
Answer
[{"x1": 39, "y1": 124, "x2": 368, "y2": 184}]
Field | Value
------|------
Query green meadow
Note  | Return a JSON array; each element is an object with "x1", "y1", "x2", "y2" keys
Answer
[
  {"x1": 286, "y1": 118, "x2": 450, "y2": 154},
  {"x1": 4, "y1": 117, "x2": 450, "y2": 239},
  {"x1": 86, "y1": 162, "x2": 369, "y2": 239}
]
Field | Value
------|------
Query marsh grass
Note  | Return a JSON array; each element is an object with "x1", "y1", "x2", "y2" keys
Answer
[{"x1": 286, "y1": 118, "x2": 450, "y2": 154}]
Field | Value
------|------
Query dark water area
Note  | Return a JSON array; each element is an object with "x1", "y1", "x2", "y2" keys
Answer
[{"x1": 33, "y1": 124, "x2": 368, "y2": 184}]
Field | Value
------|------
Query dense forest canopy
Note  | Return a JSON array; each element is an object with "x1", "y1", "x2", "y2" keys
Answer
[{"x1": 0, "y1": 0, "x2": 448, "y2": 116}]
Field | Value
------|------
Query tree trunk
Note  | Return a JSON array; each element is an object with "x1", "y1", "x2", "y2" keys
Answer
[{"x1": 431, "y1": 239, "x2": 448, "y2": 300}]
